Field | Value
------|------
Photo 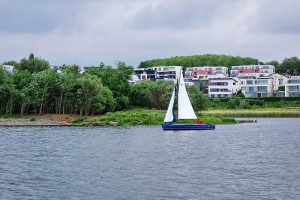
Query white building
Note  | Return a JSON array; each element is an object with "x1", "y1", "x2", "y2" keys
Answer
[
  {"x1": 185, "y1": 66, "x2": 228, "y2": 79},
  {"x1": 2, "y1": 65, "x2": 14, "y2": 73},
  {"x1": 285, "y1": 76, "x2": 300, "y2": 97},
  {"x1": 133, "y1": 68, "x2": 156, "y2": 81},
  {"x1": 231, "y1": 65, "x2": 275, "y2": 77},
  {"x1": 208, "y1": 77, "x2": 241, "y2": 98},
  {"x1": 155, "y1": 66, "x2": 182, "y2": 81},
  {"x1": 240, "y1": 76, "x2": 273, "y2": 97},
  {"x1": 270, "y1": 73, "x2": 288, "y2": 97}
]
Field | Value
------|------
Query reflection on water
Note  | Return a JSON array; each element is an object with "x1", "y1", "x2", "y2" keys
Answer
[{"x1": 0, "y1": 119, "x2": 300, "y2": 199}]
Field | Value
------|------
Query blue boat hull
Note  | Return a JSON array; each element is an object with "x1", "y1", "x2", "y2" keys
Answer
[{"x1": 162, "y1": 124, "x2": 215, "y2": 130}]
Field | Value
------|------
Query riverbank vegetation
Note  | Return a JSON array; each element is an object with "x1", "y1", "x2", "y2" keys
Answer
[
  {"x1": 204, "y1": 108, "x2": 300, "y2": 118},
  {"x1": 72, "y1": 109, "x2": 237, "y2": 126}
]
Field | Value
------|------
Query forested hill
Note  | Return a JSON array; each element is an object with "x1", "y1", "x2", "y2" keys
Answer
[{"x1": 138, "y1": 54, "x2": 259, "y2": 70}]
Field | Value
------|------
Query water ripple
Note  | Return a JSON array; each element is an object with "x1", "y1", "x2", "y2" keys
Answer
[{"x1": 0, "y1": 119, "x2": 300, "y2": 199}]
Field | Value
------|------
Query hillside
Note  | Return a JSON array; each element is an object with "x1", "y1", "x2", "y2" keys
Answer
[{"x1": 138, "y1": 54, "x2": 259, "y2": 71}]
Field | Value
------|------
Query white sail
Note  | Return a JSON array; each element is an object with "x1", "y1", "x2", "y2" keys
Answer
[
  {"x1": 164, "y1": 85, "x2": 176, "y2": 123},
  {"x1": 178, "y1": 70, "x2": 197, "y2": 120}
]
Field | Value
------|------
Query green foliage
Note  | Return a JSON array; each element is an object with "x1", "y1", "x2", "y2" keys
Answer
[
  {"x1": 0, "y1": 58, "x2": 129, "y2": 116},
  {"x1": 85, "y1": 61, "x2": 133, "y2": 110},
  {"x1": 130, "y1": 81, "x2": 173, "y2": 109},
  {"x1": 138, "y1": 54, "x2": 258, "y2": 71},
  {"x1": 72, "y1": 118, "x2": 86, "y2": 124},
  {"x1": 98, "y1": 109, "x2": 165, "y2": 125},
  {"x1": 29, "y1": 117, "x2": 37, "y2": 121},
  {"x1": 187, "y1": 85, "x2": 209, "y2": 111},
  {"x1": 233, "y1": 90, "x2": 245, "y2": 97},
  {"x1": 277, "y1": 57, "x2": 300, "y2": 75},
  {"x1": 227, "y1": 98, "x2": 241, "y2": 109},
  {"x1": 91, "y1": 109, "x2": 236, "y2": 126},
  {"x1": 198, "y1": 114, "x2": 237, "y2": 125},
  {"x1": 18, "y1": 54, "x2": 50, "y2": 73}
]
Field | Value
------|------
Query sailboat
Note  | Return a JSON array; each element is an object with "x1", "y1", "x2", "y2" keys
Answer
[{"x1": 162, "y1": 70, "x2": 215, "y2": 130}]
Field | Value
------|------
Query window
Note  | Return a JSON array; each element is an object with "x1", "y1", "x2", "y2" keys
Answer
[
  {"x1": 246, "y1": 80, "x2": 253, "y2": 85},
  {"x1": 210, "y1": 88, "x2": 219, "y2": 92},
  {"x1": 210, "y1": 82, "x2": 228, "y2": 86}
]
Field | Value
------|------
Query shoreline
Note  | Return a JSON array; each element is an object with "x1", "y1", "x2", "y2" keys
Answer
[{"x1": 2, "y1": 108, "x2": 299, "y2": 127}]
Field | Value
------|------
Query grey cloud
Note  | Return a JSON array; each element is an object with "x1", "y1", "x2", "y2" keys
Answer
[
  {"x1": 0, "y1": 0, "x2": 90, "y2": 34},
  {"x1": 0, "y1": 0, "x2": 299, "y2": 67},
  {"x1": 128, "y1": 0, "x2": 238, "y2": 30},
  {"x1": 253, "y1": 0, "x2": 300, "y2": 34}
]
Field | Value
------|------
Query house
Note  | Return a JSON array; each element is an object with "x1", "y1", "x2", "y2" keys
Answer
[
  {"x1": 2, "y1": 65, "x2": 14, "y2": 73},
  {"x1": 208, "y1": 77, "x2": 241, "y2": 98},
  {"x1": 270, "y1": 73, "x2": 288, "y2": 97},
  {"x1": 240, "y1": 76, "x2": 273, "y2": 97},
  {"x1": 155, "y1": 66, "x2": 182, "y2": 81},
  {"x1": 185, "y1": 66, "x2": 228, "y2": 79},
  {"x1": 133, "y1": 68, "x2": 156, "y2": 81},
  {"x1": 231, "y1": 65, "x2": 275, "y2": 77},
  {"x1": 285, "y1": 76, "x2": 300, "y2": 97}
]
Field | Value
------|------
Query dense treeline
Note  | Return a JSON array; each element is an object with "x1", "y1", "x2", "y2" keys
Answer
[
  {"x1": 0, "y1": 54, "x2": 133, "y2": 116},
  {"x1": 139, "y1": 54, "x2": 300, "y2": 75},
  {"x1": 1, "y1": 54, "x2": 208, "y2": 116},
  {"x1": 139, "y1": 54, "x2": 259, "y2": 71}
]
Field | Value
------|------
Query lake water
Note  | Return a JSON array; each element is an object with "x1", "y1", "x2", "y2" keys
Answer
[{"x1": 0, "y1": 118, "x2": 300, "y2": 200}]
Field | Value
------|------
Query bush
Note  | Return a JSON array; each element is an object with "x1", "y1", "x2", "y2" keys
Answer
[{"x1": 29, "y1": 117, "x2": 37, "y2": 121}]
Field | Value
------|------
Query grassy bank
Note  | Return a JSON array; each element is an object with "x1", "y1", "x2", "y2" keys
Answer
[
  {"x1": 73, "y1": 109, "x2": 237, "y2": 126},
  {"x1": 204, "y1": 108, "x2": 300, "y2": 118}
]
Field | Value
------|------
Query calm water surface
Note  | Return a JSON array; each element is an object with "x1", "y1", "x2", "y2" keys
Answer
[{"x1": 0, "y1": 118, "x2": 300, "y2": 200}]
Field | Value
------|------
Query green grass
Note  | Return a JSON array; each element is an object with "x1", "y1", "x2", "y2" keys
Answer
[
  {"x1": 98, "y1": 109, "x2": 165, "y2": 125},
  {"x1": 204, "y1": 108, "x2": 300, "y2": 118},
  {"x1": 86, "y1": 109, "x2": 237, "y2": 126}
]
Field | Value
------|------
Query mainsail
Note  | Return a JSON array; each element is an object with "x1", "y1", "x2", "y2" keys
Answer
[
  {"x1": 178, "y1": 70, "x2": 197, "y2": 120},
  {"x1": 164, "y1": 85, "x2": 176, "y2": 123}
]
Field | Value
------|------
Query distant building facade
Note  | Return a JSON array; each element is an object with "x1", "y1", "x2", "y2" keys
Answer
[
  {"x1": 285, "y1": 76, "x2": 300, "y2": 97},
  {"x1": 208, "y1": 77, "x2": 241, "y2": 98},
  {"x1": 155, "y1": 66, "x2": 182, "y2": 81},
  {"x1": 240, "y1": 76, "x2": 273, "y2": 97},
  {"x1": 133, "y1": 68, "x2": 156, "y2": 81},
  {"x1": 231, "y1": 65, "x2": 275, "y2": 77},
  {"x1": 185, "y1": 66, "x2": 228, "y2": 79}
]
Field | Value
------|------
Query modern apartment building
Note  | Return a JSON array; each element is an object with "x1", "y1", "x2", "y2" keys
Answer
[
  {"x1": 240, "y1": 76, "x2": 273, "y2": 97},
  {"x1": 285, "y1": 76, "x2": 300, "y2": 97},
  {"x1": 185, "y1": 66, "x2": 228, "y2": 79},
  {"x1": 155, "y1": 66, "x2": 182, "y2": 81},
  {"x1": 133, "y1": 68, "x2": 156, "y2": 81},
  {"x1": 231, "y1": 65, "x2": 275, "y2": 77},
  {"x1": 208, "y1": 77, "x2": 241, "y2": 98}
]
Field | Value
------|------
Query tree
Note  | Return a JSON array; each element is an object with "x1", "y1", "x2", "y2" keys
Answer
[
  {"x1": 138, "y1": 54, "x2": 258, "y2": 71},
  {"x1": 0, "y1": 68, "x2": 16, "y2": 115},
  {"x1": 279, "y1": 57, "x2": 300, "y2": 75},
  {"x1": 187, "y1": 85, "x2": 209, "y2": 111},
  {"x1": 19, "y1": 55, "x2": 50, "y2": 73},
  {"x1": 13, "y1": 70, "x2": 33, "y2": 115},
  {"x1": 76, "y1": 74, "x2": 115, "y2": 116},
  {"x1": 29, "y1": 53, "x2": 35, "y2": 60},
  {"x1": 85, "y1": 61, "x2": 133, "y2": 110},
  {"x1": 129, "y1": 81, "x2": 173, "y2": 109},
  {"x1": 266, "y1": 60, "x2": 280, "y2": 69}
]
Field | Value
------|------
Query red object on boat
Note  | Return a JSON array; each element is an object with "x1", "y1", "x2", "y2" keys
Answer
[{"x1": 196, "y1": 119, "x2": 204, "y2": 124}]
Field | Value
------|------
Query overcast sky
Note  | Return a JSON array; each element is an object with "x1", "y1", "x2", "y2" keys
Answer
[{"x1": 0, "y1": 0, "x2": 299, "y2": 67}]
